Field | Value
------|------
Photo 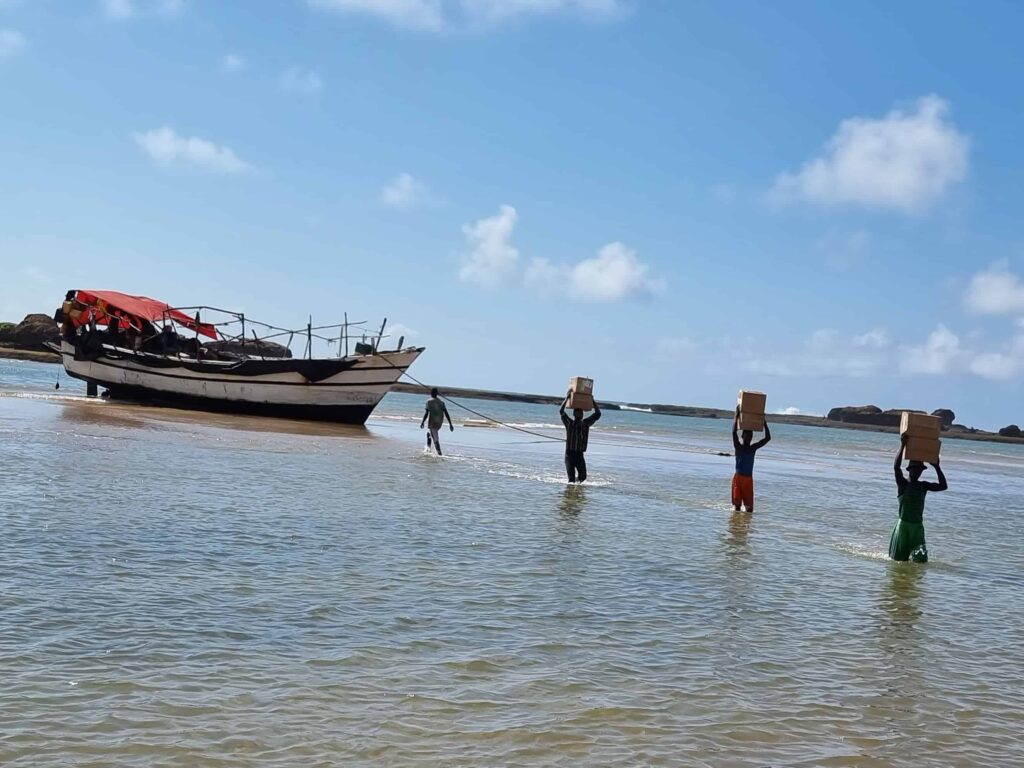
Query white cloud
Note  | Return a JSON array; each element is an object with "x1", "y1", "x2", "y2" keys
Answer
[
  {"x1": 964, "y1": 262, "x2": 1024, "y2": 315},
  {"x1": 969, "y1": 352, "x2": 1022, "y2": 381},
  {"x1": 222, "y1": 53, "x2": 245, "y2": 73},
  {"x1": 459, "y1": 205, "x2": 519, "y2": 287},
  {"x1": 101, "y1": 0, "x2": 183, "y2": 19},
  {"x1": 773, "y1": 95, "x2": 969, "y2": 213},
  {"x1": 384, "y1": 322, "x2": 419, "y2": 345},
  {"x1": 306, "y1": 0, "x2": 622, "y2": 32},
  {"x1": 381, "y1": 172, "x2": 430, "y2": 208},
  {"x1": 852, "y1": 328, "x2": 891, "y2": 348},
  {"x1": 568, "y1": 241, "x2": 663, "y2": 302},
  {"x1": 281, "y1": 66, "x2": 323, "y2": 94},
  {"x1": 0, "y1": 28, "x2": 26, "y2": 58},
  {"x1": 133, "y1": 127, "x2": 252, "y2": 174},
  {"x1": 901, "y1": 324, "x2": 963, "y2": 374}
]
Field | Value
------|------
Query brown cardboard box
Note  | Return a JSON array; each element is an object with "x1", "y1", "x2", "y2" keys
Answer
[
  {"x1": 904, "y1": 436, "x2": 941, "y2": 464},
  {"x1": 738, "y1": 412, "x2": 765, "y2": 432},
  {"x1": 737, "y1": 390, "x2": 767, "y2": 414},
  {"x1": 569, "y1": 376, "x2": 594, "y2": 396},
  {"x1": 900, "y1": 411, "x2": 942, "y2": 438},
  {"x1": 568, "y1": 392, "x2": 594, "y2": 411}
]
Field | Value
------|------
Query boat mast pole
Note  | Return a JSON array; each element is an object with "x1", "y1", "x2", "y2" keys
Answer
[
  {"x1": 306, "y1": 316, "x2": 312, "y2": 360},
  {"x1": 241, "y1": 314, "x2": 246, "y2": 351},
  {"x1": 344, "y1": 312, "x2": 349, "y2": 358}
]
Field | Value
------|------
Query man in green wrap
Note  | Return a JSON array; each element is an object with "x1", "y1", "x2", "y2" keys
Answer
[{"x1": 890, "y1": 436, "x2": 948, "y2": 562}]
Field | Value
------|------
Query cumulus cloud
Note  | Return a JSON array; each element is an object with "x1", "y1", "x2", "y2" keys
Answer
[
  {"x1": 306, "y1": 0, "x2": 622, "y2": 32},
  {"x1": 900, "y1": 325, "x2": 964, "y2": 374},
  {"x1": 101, "y1": 0, "x2": 183, "y2": 19},
  {"x1": 222, "y1": 53, "x2": 245, "y2": 73},
  {"x1": 459, "y1": 208, "x2": 662, "y2": 301},
  {"x1": 852, "y1": 328, "x2": 892, "y2": 348},
  {"x1": 281, "y1": 67, "x2": 323, "y2": 94},
  {"x1": 459, "y1": 205, "x2": 520, "y2": 287},
  {"x1": 0, "y1": 29, "x2": 26, "y2": 58},
  {"x1": 381, "y1": 172, "x2": 431, "y2": 208},
  {"x1": 773, "y1": 95, "x2": 969, "y2": 213},
  {"x1": 568, "y1": 242, "x2": 663, "y2": 301},
  {"x1": 525, "y1": 244, "x2": 662, "y2": 301},
  {"x1": 133, "y1": 127, "x2": 252, "y2": 174},
  {"x1": 964, "y1": 262, "x2": 1024, "y2": 315}
]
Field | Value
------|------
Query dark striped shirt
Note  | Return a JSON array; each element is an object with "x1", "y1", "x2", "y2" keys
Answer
[{"x1": 562, "y1": 411, "x2": 600, "y2": 453}]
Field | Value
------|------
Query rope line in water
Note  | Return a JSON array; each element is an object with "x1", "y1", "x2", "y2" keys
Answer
[
  {"x1": 378, "y1": 351, "x2": 729, "y2": 457},
  {"x1": 375, "y1": 352, "x2": 564, "y2": 442}
]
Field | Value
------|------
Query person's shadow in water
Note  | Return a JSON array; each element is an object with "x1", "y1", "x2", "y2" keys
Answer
[
  {"x1": 558, "y1": 484, "x2": 588, "y2": 519},
  {"x1": 724, "y1": 509, "x2": 753, "y2": 556}
]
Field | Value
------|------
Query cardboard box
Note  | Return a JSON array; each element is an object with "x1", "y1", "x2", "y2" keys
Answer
[
  {"x1": 904, "y1": 436, "x2": 941, "y2": 464},
  {"x1": 737, "y1": 390, "x2": 767, "y2": 415},
  {"x1": 569, "y1": 376, "x2": 594, "y2": 396},
  {"x1": 738, "y1": 412, "x2": 765, "y2": 432},
  {"x1": 900, "y1": 411, "x2": 942, "y2": 438},
  {"x1": 568, "y1": 392, "x2": 594, "y2": 411}
]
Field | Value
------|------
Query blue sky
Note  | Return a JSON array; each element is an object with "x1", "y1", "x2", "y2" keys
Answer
[{"x1": 2, "y1": 0, "x2": 1023, "y2": 429}]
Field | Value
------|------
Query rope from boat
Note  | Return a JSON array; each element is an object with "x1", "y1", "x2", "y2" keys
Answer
[
  {"x1": 374, "y1": 352, "x2": 564, "y2": 442},
  {"x1": 374, "y1": 352, "x2": 735, "y2": 458}
]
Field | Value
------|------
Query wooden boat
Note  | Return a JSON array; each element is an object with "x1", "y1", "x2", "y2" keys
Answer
[{"x1": 49, "y1": 289, "x2": 423, "y2": 425}]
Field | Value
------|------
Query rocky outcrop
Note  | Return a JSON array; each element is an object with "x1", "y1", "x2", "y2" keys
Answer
[
  {"x1": 0, "y1": 314, "x2": 59, "y2": 349},
  {"x1": 998, "y1": 425, "x2": 1022, "y2": 438},
  {"x1": 826, "y1": 405, "x2": 959, "y2": 430},
  {"x1": 826, "y1": 405, "x2": 902, "y2": 427},
  {"x1": 204, "y1": 339, "x2": 292, "y2": 359}
]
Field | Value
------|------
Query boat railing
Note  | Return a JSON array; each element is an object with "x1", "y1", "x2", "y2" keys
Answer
[{"x1": 161, "y1": 305, "x2": 399, "y2": 361}]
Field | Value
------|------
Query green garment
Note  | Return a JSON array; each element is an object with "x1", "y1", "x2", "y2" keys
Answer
[{"x1": 889, "y1": 484, "x2": 928, "y2": 562}]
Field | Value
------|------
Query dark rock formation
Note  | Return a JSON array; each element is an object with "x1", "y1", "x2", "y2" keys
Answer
[
  {"x1": 0, "y1": 314, "x2": 59, "y2": 349},
  {"x1": 827, "y1": 405, "x2": 881, "y2": 421},
  {"x1": 827, "y1": 405, "x2": 959, "y2": 430},
  {"x1": 204, "y1": 339, "x2": 292, "y2": 359},
  {"x1": 998, "y1": 424, "x2": 1022, "y2": 438},
  {"x1": 826, "y1": 405, "x2": 903, "y2": 427}
]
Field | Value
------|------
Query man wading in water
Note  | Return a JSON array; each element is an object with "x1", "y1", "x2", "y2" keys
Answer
[
  {"x1": 890, "y1": 436, "x2": 948, "y2": 562},
  {"x1": 731, "y1": 407, "x2": 771, "y2": 512},
  {"x1": 560, "y1": 391, "x2": 601, "y2": 484},
  {"x1": 420, "y1": 388, "x2": 454, "y2": 456}
]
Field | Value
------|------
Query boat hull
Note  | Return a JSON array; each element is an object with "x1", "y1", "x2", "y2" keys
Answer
[{"x1": 58, "y1": 342, "x2": 423, "y2": 426}]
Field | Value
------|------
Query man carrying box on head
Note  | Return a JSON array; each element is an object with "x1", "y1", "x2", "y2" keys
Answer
[
  {"x1": 890, "y1": 415, "x2": 948, "y2": 562},
  {"x1": 560, "y1": 389, "x2": 601, "y2": 484},
  {"x1": 731, "y1": 406, "x2": 771, "y2": 512}
]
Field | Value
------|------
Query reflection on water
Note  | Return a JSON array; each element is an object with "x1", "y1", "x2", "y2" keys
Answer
[
  {"x1": 725, "y1": 509, "x2": 753, "y2": 553},
  {"x1": 558, "y1": 484, "x2": 588, "y2": 518}
]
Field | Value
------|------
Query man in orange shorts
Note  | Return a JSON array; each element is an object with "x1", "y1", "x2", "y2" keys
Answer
[{"x1": 731, "y1": 408, "x2": 771, "y2": 512}]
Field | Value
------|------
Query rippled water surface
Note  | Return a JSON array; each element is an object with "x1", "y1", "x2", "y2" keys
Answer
[{"x1": 2, "y1": 359, "x2": 1023, "y2": 766}]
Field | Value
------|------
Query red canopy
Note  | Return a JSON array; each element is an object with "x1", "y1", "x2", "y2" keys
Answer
[{"x1": 75, "y1": 290, "x2": 218, "y2": 339}]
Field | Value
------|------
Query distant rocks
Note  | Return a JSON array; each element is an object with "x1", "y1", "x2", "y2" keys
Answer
[
  {"x1": 826, "y1": 405, "x2": 900, "y2": 427},
  {"x1": 0, "y1": 314, "x2": 59, "y2": 349},
  {"x1": 826, "y1": 405, "x2": 960, "y2": 430},
  {"x1": 998, "y1": 425, "x2": 1022, "y2": 438},
  {"x1": 204, "y1": 339, "x2": 292, "y2": 359}
]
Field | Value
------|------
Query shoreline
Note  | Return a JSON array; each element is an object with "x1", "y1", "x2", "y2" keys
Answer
[
  {"x1": 391, "y1": 382, "x2": 1024, "y2": 446},
  {"x1": 0, "y1": 346, "x2": 60, "y2": 363},
  {"x1": 4, "y1": 350, "x2": 1020, "y2": 446}
]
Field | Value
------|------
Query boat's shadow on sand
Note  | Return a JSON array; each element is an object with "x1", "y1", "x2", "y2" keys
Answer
[{"x1": 52, "y1": 395, "x2": 375, "y2": 440}]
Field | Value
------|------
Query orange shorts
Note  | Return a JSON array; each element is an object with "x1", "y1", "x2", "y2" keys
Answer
[{"x1": 731, "y1": 473, "x2": 754, "y2": 511}]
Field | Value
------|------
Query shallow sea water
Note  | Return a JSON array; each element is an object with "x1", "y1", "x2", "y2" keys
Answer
[{"x1": 2, "y1": 359, "x2": 1023, "y2": 766}]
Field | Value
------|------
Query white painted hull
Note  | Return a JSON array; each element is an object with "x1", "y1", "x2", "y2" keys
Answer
[{"x1": 59, "y1": 341, "x2": 423, "y2": 424}]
